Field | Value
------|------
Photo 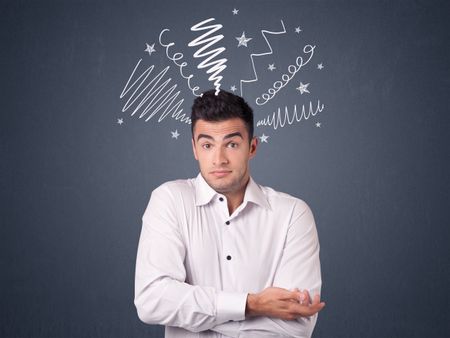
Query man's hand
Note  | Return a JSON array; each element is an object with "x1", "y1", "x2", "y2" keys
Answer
[{"x1": 245, "y1": 287, "x2": 325, "y2": 320}]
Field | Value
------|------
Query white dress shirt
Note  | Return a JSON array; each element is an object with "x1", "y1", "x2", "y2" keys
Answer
[{"x1": 134, "y1": 173, "x2": 322, "y2": 338}]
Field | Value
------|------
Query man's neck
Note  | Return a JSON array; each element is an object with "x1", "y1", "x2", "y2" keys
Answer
[{"x1": 224, "y1": 177, "x2": 250, "y2": 215}]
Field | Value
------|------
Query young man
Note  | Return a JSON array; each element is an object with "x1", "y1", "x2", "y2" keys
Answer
[{"x1": 134, "y1": 90, "x2": 325, "y2": 337}]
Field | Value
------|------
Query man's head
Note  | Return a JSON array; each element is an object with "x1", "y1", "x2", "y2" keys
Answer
[
  {"x1": 190, "y1": 90, "x2": 258, "y2": 196},
  {"x1": 191, "y1": 89, "x2": 254, "y2": 142}
]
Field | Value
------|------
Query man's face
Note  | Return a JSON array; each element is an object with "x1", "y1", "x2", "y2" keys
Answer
[{"x1": 192, "y1": 118, "x2": 258, "y2": 195}]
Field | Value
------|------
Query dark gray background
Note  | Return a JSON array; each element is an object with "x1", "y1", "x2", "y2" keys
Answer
[{"x1": 1, "y1": 0, "x2": 449, "y2": 337}]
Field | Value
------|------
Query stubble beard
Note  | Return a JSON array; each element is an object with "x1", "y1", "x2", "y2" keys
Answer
[{"x1": 204, "y1": 170, "x2": 249, "y2": 195}]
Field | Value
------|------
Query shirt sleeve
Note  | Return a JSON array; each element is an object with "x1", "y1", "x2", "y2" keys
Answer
[
  {"x1": 134, "y1": 184, "x2": 248, "y2": 333},
  {"x1": 231, "y1": 200, "x2": 322, "y2": 338}
]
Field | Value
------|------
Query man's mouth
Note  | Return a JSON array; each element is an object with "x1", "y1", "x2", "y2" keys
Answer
[{"x1": 210, "y1": 170, "x2": 232, "y2": 178}]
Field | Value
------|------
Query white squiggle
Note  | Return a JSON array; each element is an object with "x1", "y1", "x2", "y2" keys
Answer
[
  {"x1": 189, "y1": 18, "x2": 227, "y2": 95},
  {"x1": 159, "y1": 29, "x2": 202, "y2": 97},
  {"x1": 240, "y1": 20, "x2": 286, "y2": 97},
  {"x1": 256, "y1": 100, "x2": 324, "y2": 130},
  {"x1": 256, "y1": 45, "x2": 315, "y2": 106},
  {"x1": 120, "y1": 59, "x2": 191, "y2": 124}
]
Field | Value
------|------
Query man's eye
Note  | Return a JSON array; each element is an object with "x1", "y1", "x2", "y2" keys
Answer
[
  {"x1": 227, "y1": 142, "x2": 238, "y2": 148},
  {"x1": 202, "y1": 144, "x2": 211, "y2": 149}
]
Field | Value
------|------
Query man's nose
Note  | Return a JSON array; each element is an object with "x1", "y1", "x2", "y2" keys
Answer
[{"x1": 213, "y1": 147, "x2": 229, "y2": 165}]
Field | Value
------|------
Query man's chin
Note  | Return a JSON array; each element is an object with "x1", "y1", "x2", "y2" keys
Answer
[
  {"x1": 208, "y1": 182, "x2": 232, "y2": 193},
  {"x1": 205, "y1": 177, "x2": 234, "y2": 193}
]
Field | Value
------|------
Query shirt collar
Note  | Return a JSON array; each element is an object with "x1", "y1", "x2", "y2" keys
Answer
[{"x1": 194, "y1": 173, "x2": 270, "y2": 209}]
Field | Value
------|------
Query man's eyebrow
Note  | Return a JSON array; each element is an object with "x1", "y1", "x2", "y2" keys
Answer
[
  {"x1": 223, "y1": 132, "x2": 243, "y2": 140},
  {"x1": 196, "y1": 132, "x2": 243, "y2": 142},
  {"x1": 197, "y1": 134, "x2": 214, "y2": 141}
]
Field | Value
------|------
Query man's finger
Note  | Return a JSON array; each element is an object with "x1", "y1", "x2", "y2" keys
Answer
[
  {"x1": 278, "y1": 289, "x2": 302, "y2": 301},
  {"x1": 292, "y1": 301, "x2": 326, "y2": 317},
  {"x1": 298, "y1": 290, "x2": 312, "y2": 305},
  {"x1": 311, "y1": 294, "x2": 321, "y2": 305}
]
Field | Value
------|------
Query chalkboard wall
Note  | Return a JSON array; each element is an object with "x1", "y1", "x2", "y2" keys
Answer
[{"x1": 2, "y1": 0, "x2": 449, "y2": 337}]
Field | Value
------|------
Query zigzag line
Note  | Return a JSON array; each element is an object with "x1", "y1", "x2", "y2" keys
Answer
[
  {"x1": 189, "y1": 18, "x2": 227, "y2": 95},
  {"x1": 239, "y1": 20, "x2": 286, "y2": 97}
]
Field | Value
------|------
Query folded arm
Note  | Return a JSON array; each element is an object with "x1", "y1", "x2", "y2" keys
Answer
[
  {"x1": 212, "y1": 201, "x2": 324, "y2": 337},
  {"x1": 134, "y1": 185, "x2": 247, "y2": 334}
]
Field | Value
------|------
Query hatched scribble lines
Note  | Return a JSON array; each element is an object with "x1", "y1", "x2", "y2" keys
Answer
[
  {"x1": 239, "y1": 20, "x2": 286, "y2": 97},
  {"x1": 120, "y1": 59, "x2": 191, "y2": 124}
]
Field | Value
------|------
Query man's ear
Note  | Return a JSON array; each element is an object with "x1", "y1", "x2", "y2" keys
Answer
[
  {"x1": 192, "y1": 138, "x2": 198, "y2": 160},
  {"x1": 249, "y1": 136, "x2": 258, "y2": 159}
]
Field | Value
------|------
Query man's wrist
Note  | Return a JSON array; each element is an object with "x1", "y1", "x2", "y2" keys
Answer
[{"x1": 245, "y1": 293, "x2": 258, "y2": 317}]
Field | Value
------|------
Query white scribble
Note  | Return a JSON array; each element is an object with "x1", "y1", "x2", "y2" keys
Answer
[
  {"x1": 145, "y1": 43, "x2": 156, "y2": 56},
  {"x1": 189, "y1": 18, "x2": 227, "y2": 95},
  {"x1": 256, "y1": 100, "x2": 324, "y2": 130},
  {"x1": 317, "y1": 63, "x2": 324, "y2": 70},
  {"x1": 230, "y1": 85, "x2": 237, "y2": 92},
  {"x1": 268, "y1": 64, "x2": 276, "y2": 71},
  {"x1": 159, "y1": 29, "x2": 202, "y2": 97},
  {"x1": 120, "y1": 59, "x2": 191, "y2": 124},
  {"x1": 296, "y1": 82, "x2": 310, "y2": 94},
  {"x1": 236, "y1": 32, "x2": 252, "y2": 47},
  {"x1": 240, "y1": 20, "x2": 286, "y2": 97},
  {"x1": 315, "y1": 122, "x2": 321, "y2": 128},
  {"x1": 295, "y1": 27, "x2": 302, "y2": 34},
  {"x1": 171, "y1": 130, "x2": 180, "y2": 139},
  {"x1": 259, "y1": 134, "x2": 269, "y2": 143},
  {"x1": 232, "y1": 8, "x2": 239, "y2": 15},
  {"x1": 255, "y1": 45, "x2": 315, "y2": 106},
  {"x1": 117, "y1": 118, "x2": 124, "y2": 125}
]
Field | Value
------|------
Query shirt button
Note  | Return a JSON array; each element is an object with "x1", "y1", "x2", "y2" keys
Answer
[
  {"x1": 219, "y1": 197, "x2": 224, "y2": 202},
  {"x1": 226, "y1": 255, "x2": 232, "y2": 260},
  {"x1": 225, "y1": 221, "x2": 230, "y2": 225}
]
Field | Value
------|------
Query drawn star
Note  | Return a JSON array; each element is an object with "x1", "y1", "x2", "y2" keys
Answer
[
  {"x1": 236, "y1": 32, "x2": 252, "y2": 47},
  {"x1": 117, "y1": 118, "x2": 124, "y2": 125},
  {"x1": 295, "y1": 27, "x2": 302, "y2": 33},
  {"x1": 232, "y1": 8, "x2": 239, "y2": 15},
  {"x1": 296, "y1": 82, "x2": 310, "y2": 94},
  {"x1": 171, "y1": 130, "x2": 180, "y2": 139},
  {"x1": 316, "y1": 122, "x2": 322, "y2": 128},
  {"x1": 230, "y1": 85, "x2": 237, "y2": 92},
  {"x1": 317, "y1": 63, "x2": 324, "y2": 70},
  {"x1": 145, "y1": 43, "x2": 156, "y2": 56},
  {"x1": 268, "y1": 64, "x2": 276, "y2": 71},
  {"x1": 259, "y1": 134, "x2": 269, "y2": 143}
]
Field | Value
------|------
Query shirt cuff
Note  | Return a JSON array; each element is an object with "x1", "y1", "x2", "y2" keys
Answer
[{"x1": 216, "y1": 291, "x2": 248, "y2": 323}]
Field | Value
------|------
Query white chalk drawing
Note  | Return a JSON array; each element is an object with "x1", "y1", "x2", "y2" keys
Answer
[
  {"x1": 117, "y1": 15, "x2": 328, "y2": 140},
  {"x1": 239, "y1": 20, "x2": 286, "y2": 97},
  {"x1": 159, "y1": 29, "x2": 202, "y2": 97},
  {"x1": 171, "y1": 130, "x2": 180, "y2": 139},
  {"x1": 296, "y1": 82, "x2": 310, "y2": 94},
  {"x1": 255, "y1": 45, "x2": 315, "y2": 105},
  {"x1": 120, "y1": 59, "x2": 191, "y2": 124},
  {"x1": 256, "y1": 100, "x2": 324, "y2": 130},
  {"x1": 236, "y1": 32, "x2": 252, "y2": 47},
  {"x1": 188, "y1": 18, "x2": 227, "y2": 95},
  {"x1": 145, "y1": 43, "x2": 156, "y2": 56},
  {"x1": 259, "y1": 134, "x2": 269, "y2": 143}
]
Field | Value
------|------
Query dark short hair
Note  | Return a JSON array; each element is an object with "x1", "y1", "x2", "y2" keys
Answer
[{"x1": 191, "y1": 89, "x2": 254, "y2": 142}]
